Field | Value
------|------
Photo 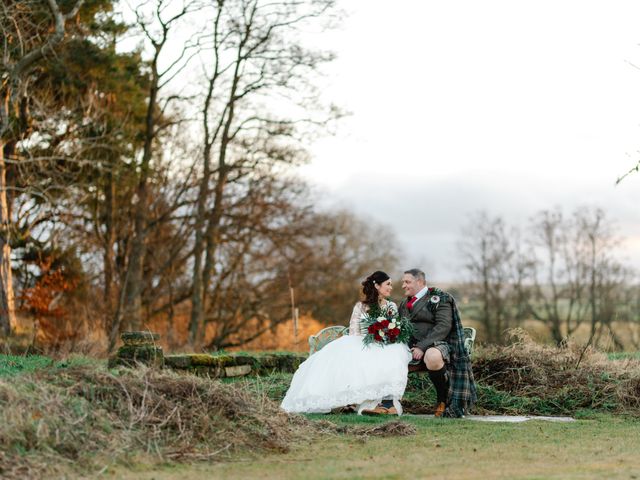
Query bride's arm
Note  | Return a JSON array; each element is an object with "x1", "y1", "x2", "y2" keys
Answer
[{"x1": 348, "y1": 302, "x2": 365, "y2": 336}]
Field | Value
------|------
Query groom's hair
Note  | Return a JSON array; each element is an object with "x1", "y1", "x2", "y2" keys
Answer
[{"x1": 404, "y1": 268, "x2": 426, "y2": 282}]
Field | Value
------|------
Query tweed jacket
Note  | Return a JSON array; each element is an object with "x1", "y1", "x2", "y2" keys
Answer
[{"x1": 399, "y1": 292, "x2": 453, "y2": 352}]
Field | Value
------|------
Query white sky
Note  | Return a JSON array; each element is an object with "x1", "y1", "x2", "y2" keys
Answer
[{"x1": 299, "y1": 0, "x2": 640, "y2": 281}]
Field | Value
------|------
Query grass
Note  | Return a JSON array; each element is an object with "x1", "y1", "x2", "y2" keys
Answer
[
  {"x1": 0, "y1": 354, "x2": 100, "y2": 377},
  {"x1": 608, "y1": 351, "x2": 640, "y2": 361},
  {"x1": 111, "y1": 413, "x2": 640, "y2": 480}
]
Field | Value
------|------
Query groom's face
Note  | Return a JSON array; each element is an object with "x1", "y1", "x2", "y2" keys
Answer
[{"x1": 402, "y1": 273, "x2": 425, "y2": 297}]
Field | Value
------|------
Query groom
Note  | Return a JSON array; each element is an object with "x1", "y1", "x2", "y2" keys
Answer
[{"x1": 399, "y1": 268, "x2": 476, "y2": 417}]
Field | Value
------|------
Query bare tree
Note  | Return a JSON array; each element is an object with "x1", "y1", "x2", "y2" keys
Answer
[
  {"x1": 507, "y1": 206, "x2": 631, "y2": 348},
  {"x1": 118, "y1": 0, "x2": 202, "y2": 339},
  {"x1": 188, "y1": 0, "x2": 338, "y2": 346},
  {"x1": 459, "y1": 211, "x2": 523, "y2": 343},
  {"x1": 526, "y1": 209, "x2": 587, "y2": 343},
  {"x1": 573, "y1": 207, "x2": 628, "y2": 348},
  {"x1": 201, "y1": 183, "x2": 401, "y2": 350}
]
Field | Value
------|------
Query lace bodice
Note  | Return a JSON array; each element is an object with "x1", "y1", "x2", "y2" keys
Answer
[{"x1": 348, "y1": 300, "x2": 398, "y2": 336}]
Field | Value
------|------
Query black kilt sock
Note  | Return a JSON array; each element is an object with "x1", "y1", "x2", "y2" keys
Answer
[
  {"x1": 381, "y1": 399, "x2": 394, "y2": 409},
  {"x1": 428, "y1": 366, "x2": 449, "y2": 404}
]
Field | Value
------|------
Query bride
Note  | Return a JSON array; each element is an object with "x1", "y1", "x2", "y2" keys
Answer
[{"x1": 280, "y1": 271, "x2": 412, "y2": 415}]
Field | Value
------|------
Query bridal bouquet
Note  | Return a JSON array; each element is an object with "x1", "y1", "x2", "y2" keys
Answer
[{"x1": 361, "y1": 304, "x2": 414, "y2": 347}]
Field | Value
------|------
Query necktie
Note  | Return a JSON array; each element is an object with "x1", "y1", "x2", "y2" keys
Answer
[{"x1": 407, "y1": 296, "x2": 418, "y2": 310}]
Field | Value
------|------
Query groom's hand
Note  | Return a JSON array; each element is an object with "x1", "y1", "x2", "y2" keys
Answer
[{"x1": 411, "y1": 347, "x2": 424, "y2": 361}]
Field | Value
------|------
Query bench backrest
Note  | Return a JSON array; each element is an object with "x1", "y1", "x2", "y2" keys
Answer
[
  {"x1": 308, "y1": 326, "x2": 349, "y2": 355},
  {"x1": 463, "y1": 326, "x2": 476, "y2": 356}
]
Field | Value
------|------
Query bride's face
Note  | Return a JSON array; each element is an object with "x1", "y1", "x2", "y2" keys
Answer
[{"x1": 376, "y1": 279, "x2": 393, "y2": 299}]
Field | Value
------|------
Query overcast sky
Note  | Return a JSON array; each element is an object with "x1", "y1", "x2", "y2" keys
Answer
[{"x1": 299, "y1": 0, "x2": 640, "y2": 281}]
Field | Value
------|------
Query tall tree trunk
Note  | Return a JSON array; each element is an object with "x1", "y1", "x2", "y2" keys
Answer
[
  {"x1": 0, "y1": 139, "x2": 16, "y2": 337},
  {"x1": 0, "y1": 87, "x2": 16, "y2": 337},
  {"x1": 121, "y1": 54, "x2": 159, "y2": 332},
  {"x1": 189, "y1": 5, "x2": 224, "y2": 347},
  {"x1": 589, "y1": 235, "x2": 598, "y2": 340},
  {"x1": 200, "y1": 167, "x2": 227, "y2": 299},
  {"x1": 103, "y1": 170, "x2": 116, "y2": 332},
  {"x1": 549, "y1": 316, "x2": 563, "y2": 345},
  {"x1": 189, "y1": 94, "x2": 215, "y2": 346},
  {"x1": 189, "y1": 45, "x2": 240, "y2": 346}
]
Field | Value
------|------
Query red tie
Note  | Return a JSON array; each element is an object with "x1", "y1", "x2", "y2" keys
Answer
[{"x1": 407, "y1": 296, "x2": 418, "y2": 310}]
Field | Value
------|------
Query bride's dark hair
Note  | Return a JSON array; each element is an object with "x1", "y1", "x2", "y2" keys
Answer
[{"x1": 361, "y1": 270, "x2": 390, "y2": 309}]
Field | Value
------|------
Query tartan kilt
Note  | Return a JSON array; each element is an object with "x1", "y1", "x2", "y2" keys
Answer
[{"x1": 442, "y1": 296, "x2": 477, "y2": 417}]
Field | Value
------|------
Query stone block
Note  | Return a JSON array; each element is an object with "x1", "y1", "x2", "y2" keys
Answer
[
  {"x1": 189, "y1": 354, "x2": 231, "y2": 366},
  {"x1": 111, "y1": 344, "x2": 164, "y2": 368},
  {"x1": 230, "y1": 354, "x2": 255, "y2": 366},
  {"x1": 165, "y1": 355, "x2": 192, "y2": 369},
  {"x1": 224, "y1": 364, "x2": 252, "y2": 377}
]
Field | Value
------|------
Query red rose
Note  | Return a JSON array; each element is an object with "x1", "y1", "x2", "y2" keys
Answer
[
  {"x1": 381, "y1": 320, "x2": 390, "y2": 328},
  {"x1": 368, "y1": 325, "x2": 376, "y2": 334},
  {"x1": 392, "y1": 328, "x2": 400, "y2": 335}
]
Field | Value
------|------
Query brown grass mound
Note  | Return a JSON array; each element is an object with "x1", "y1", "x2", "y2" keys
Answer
[
  {"x1": 0, "y1": 366, "x2": 311, "y2": 478},
  {"x1": 473, "y1": 329, "x2": 640, "y2": 414},
  {"x1": 0, "y1": 365, "x2": 416, "y2": 479}
]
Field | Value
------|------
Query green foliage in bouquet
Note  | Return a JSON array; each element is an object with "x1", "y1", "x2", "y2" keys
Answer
[{"x1": 360, "y1": 303, "x2": 414, "y2": 347}]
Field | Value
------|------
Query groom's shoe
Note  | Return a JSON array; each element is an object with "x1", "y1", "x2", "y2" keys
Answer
[
  {"x1": 385, "y1": 406, "x2": 398, "y2": 415},
  {"x1": 434, "y1": 402, "x2": 446, "y2": 418}
]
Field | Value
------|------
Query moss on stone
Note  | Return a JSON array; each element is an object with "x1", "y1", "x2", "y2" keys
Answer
[
  {"x1": 160, "y1": 352, "x2": 306, "y2": 377},
  {"x1": 165, "y1": 355, "x2": 192, "y2": 369},
  {"x1": 188, "y1": 354, "x2": 233, "y2": 366}
]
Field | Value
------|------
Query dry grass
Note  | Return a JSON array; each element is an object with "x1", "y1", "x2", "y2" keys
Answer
[
  {"x1": 0, "y1": 366, "x2": 306, "y2": 478},
  {"x1": 0, "y1": 363, "x2": 416, "y2": 479},
  {"x1": 471, "y1": 329, "x2": 640, "y2": 415}
]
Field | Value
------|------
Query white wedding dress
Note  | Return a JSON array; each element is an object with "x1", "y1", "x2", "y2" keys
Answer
[{"x1": 280, "y1": 301, "x2": 412, "y2": 415}]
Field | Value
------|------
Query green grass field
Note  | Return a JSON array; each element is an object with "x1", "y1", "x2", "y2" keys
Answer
[{"x1": 113, "y1": 413, "x2": 640, "y2": 480}]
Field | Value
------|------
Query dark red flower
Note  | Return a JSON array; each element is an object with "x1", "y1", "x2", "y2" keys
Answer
[
  {"x1": 381, "y1": 320, "x2": 390, "y2": 328},
  {"x1": 368, "y1": 325, "x2": 376, "y2": 334}
]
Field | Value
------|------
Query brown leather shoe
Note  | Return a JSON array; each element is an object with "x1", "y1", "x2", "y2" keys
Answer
[
  {"x1": 362, "y1": 406, "x2": 389, "y2": 415},
  {"x1": 385, "y1": 406, "x2": 398, "y2": 415},
  {"x1": 434, "y1": 402, "x2": 446, "y2": 417}
]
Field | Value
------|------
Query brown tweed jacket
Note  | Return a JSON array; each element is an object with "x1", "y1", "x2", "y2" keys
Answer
[{"x1": 398, "y1": 291, "x2": 453, "y2": 352}]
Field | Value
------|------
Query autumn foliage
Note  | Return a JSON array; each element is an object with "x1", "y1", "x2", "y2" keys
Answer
[{"x1": 19, "y1": 257, "x2": 79, "y2": 346}]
